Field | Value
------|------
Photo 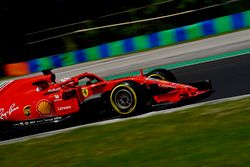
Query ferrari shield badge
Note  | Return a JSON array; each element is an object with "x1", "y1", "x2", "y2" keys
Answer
[
  {"x1": 82, "y1": 88, "x2": 88, "y2": 97},
  {"x1": 24, "y1": 105, "x2": 31, "y2": 116}
]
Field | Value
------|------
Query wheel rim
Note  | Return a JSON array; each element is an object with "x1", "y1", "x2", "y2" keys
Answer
[
  {"x1": 147, "y1": 74, "x2": 166, "y2": 80},
  {"x1": 110, "y1": 84, "x2": 138, "y2": 115},
  {"x1": 114, "y1": 89, "x2": 133, "y2": 110}
]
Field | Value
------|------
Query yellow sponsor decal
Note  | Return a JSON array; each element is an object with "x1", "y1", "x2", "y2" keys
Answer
[
  {"x1": 82, "y1": 88, "x2": 88, "y2": 97},
  {"x1": 23, "y1": 105, "x2": 31, "y2": 116},
  {"x1": 37, "y1": 100, "x2": 53, "y2": 115}
]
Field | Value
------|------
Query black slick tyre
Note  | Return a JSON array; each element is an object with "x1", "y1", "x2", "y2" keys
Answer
[
  {"x1": 147, "y1": 69, "x2": 177, "y2": 82},
  {"x1": 110, "y1": 82, "x2": 143, "y2": 115}
]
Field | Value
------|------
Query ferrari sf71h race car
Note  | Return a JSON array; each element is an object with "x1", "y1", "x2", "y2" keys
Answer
[{"x1": 0, "y1": 69, "x2": 213, "y2": 128}]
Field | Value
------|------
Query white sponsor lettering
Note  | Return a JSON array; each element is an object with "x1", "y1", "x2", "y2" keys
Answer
[
  {"x1": 58, "y1": 106, "x2": 72, "y2": 111},
  {"x1": 54, "y1": 95, "x2": 60, "y2": 99},
  {"x1": 0, "y1": 103, "x2": 19, "y2": 120},
  {"x1": 157, "y1": 82, "x2": 177, "y2": 89},
  {"x1": 48, "y1": 88, "x2": 60, "y2": 93}
]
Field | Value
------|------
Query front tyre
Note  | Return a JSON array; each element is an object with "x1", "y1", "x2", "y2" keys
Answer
[
  {"x1": 147, "y1": 69, "x2": 177, "y2": 82},
  {"x1": 110, "y1": 82, "x2": 140, "y2": 115}
]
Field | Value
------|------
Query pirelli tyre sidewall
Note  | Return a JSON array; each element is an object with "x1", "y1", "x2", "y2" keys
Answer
[
  {"x1": 147, "y1": 69, "x2": 177, "y2": 82},
  {"x1": 110, "y1": 82, "x2": 141, "y2": 115}
]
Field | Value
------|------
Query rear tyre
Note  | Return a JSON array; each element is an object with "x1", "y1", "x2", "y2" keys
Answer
[
  {"x1": 110, "y1": 82, "x2": 143, "y2": 115},
  {"x1": 147, "y1": 69, "x2": 177, "y2": 82}
]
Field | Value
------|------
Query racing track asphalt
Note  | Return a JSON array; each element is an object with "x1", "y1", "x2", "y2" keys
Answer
[
  {"x1": 14, "y1": 29, "x2": 250, "y2": 80},
  {"x1": 1, "y1": 30, "x2": 250, "y2": 142},
  {"x1": 171, "y1": 52, "x2": 250, "y2": 102},
  {"x1": 1, "y1": 52, "x2": 250, "y2": 142}
]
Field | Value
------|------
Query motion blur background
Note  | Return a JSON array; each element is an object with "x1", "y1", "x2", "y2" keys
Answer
[{"x1": 0, "y1": 0, "x2": 249, "y2": 72}]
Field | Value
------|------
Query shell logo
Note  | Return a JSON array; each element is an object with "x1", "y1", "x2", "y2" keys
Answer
[{"x1": 37, "y1": 100, "x2": 53, "y2": 115}]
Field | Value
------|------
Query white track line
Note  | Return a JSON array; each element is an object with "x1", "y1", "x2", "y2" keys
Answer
[{"x1": 1, "y1": 94, "x2": 250, "y2": 145}]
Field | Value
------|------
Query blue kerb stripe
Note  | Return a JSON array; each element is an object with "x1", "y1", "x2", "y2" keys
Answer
[
  {"x1": 232, "y1": 13, "x2": 244, "y2": 29},
  {"x1": 175, "y1": 27, "x2": 187, "y2": 42},
  {"x1": 99, "y1": 44, "x2": 110, "y2": 58},
  {"x1": 201, "y1": 20, "x2": 215, "y2": 36},
  {"x1": 148, "y1": 33, "x2": 160, "y2": 47},
  {"x1": 52, "y1": 55, "x2": 62, "y2": 68},
  {"x1": 28, "y1": 59, "x2": 39, "y2": 73},
  {"x1": 75, "y1": 49, "x2": 87, "y2": 63},
  {"x1": 123, "y1": 38, "x2": 135, "y2": 53}
]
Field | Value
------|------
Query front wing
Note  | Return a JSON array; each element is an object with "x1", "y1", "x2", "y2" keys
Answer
[{"x1": 151, "y1": 80, "x2": 214, "y2": 109}]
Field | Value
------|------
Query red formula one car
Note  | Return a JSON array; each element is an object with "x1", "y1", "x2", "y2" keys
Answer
[{"x1": 0, "y1": 69, "x2": 213, "y2": 128}]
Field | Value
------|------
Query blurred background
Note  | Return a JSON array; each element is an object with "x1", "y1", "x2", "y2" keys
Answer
[{"x1": 0, "y1": 0, "x2": 249, "y2": 67}]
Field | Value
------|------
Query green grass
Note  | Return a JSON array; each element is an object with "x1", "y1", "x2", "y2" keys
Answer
[{"x1": 1, "y1": 97, "x2": 250, "y2": 166}]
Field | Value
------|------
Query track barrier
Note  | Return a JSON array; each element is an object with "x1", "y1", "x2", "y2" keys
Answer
[{"x1": 4, "y1": 10, "x2": 250, "y2": 76}]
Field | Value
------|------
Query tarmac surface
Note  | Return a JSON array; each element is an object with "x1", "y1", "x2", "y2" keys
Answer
[{"x1": 1, "y1": 29, "x2": 250, "y2": 143}]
